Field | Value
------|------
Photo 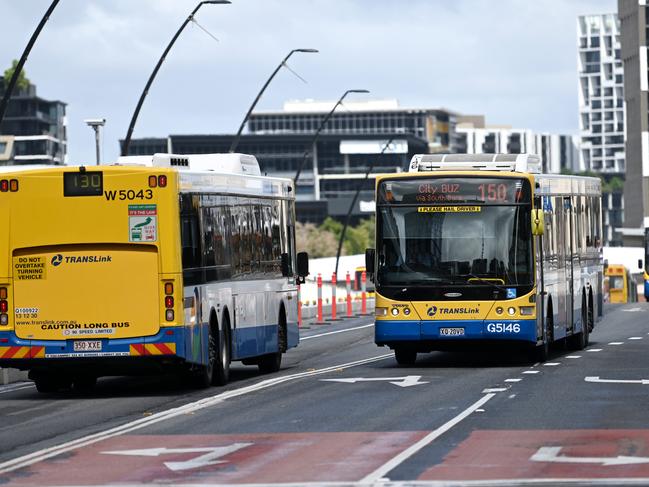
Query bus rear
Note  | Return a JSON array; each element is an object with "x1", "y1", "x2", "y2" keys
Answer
[
  {"x1": 369, "y1": 161, "x2": 538, "y2": 364},
  {"x1": 0, "y1": 166, "x2": 182, "y2": 389}
]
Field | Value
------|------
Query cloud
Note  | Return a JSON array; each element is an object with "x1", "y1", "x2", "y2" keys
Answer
[{"x1": 0, "y1": 0, "x2": 615, "y2": 163}]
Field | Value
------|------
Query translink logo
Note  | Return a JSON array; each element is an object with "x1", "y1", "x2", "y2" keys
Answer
[{"x1": 50, "y1": 254, "x2": 112, "y2": 266}]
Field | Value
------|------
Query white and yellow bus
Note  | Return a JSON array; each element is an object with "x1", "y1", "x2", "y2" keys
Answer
[
  {"x1": 0, "y1": 153, "x2": 308, "y2": 392},
  {"x1": 366, "y1": 154, "x2": 602, "y2": 364}
]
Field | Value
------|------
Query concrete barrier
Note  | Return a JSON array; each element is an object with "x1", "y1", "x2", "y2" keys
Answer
[{"x1": 1, "y1": 368, "x2": 28, "y2": 385}]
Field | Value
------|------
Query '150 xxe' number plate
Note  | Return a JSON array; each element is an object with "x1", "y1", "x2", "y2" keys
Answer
[
  {"x1": 439, "y1": 327, "x2": 465, "y2": 336},
  {"x1": 73, "y1": 341, "x2": 102, "y2": 352}
]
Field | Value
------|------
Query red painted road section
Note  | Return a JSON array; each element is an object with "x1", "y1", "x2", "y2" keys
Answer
[
  {"x1": 420, "y1": 429, "x2": 649, "y2": 481},
  {"x1": 2, "y1": 432, "x2": 426, "y2": 485}
]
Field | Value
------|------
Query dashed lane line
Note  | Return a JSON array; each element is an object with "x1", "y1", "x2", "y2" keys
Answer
[
  {"x1": 565, "y1": 355, "x2": 581, "y2": 359},
  {"x1": 629, "y1": 337, "x2": 643, "y2": 340},
  {"x1": 586, "y1": 348, "x2": 603, "y2": 352},
  {"x1": 543, "y1": 362, "x2": 561, "y2": 366},
  {"x1": 522, "y1": 370, "x2": 540, "y2": 374},
  {"x1": 504, "y1": 378, "x2": 522, "y2": 382},
  {"x1": 608, "y1": 342, "x2": 624, "y2": 345}
]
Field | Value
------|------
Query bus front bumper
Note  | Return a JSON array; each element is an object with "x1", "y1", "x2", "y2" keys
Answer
[{"x1": 375, "y1": 319, "x2": 537, "y2": 346}]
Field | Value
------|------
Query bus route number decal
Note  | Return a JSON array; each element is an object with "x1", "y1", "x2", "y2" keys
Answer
[{"x1": 105, "y1": 189, "x2": 153, "y2": 201}]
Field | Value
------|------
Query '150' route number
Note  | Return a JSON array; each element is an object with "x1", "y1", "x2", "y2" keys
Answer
[{"x1": 104, "y1": 189, "x2": 153, "y2": 201}]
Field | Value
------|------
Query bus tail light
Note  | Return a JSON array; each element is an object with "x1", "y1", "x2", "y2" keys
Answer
[
  {"x1": 0, "y1": 301, "x2": 7, "y2": 313},
  {"x1": 9, "y1": 180, "x2": 18, "y2": 192},
  {"x1": 158, "y1": 175, "x2": 167, "y2": 187},
  {"x1": 164, "y1": 282, "x2": 173, "y2": 295},
  {"x1": 165, "y1": 309, "x2": 174, "y2": 321},
  {"x1": 0, "y1": 180, "x2": 8, "y2": 192},
  {"x1": 148, "y1": 175, "x2": 157, "y2": 188},
  {"x1": 0, "y1": 287, "x2": 7, "y2": 322},
  {"x1": 0, "y1": 315, "x2": 7, "y2": 326},
  {"x1": 165, "y1": 296, "x2": 174, "y2": 308},
  {"x1": 0, "y1": 287, "x2": 6, "y2": 299}
]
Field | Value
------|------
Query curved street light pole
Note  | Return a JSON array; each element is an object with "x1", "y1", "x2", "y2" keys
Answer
[
  {"x1": 0, "y1": 0, "x2": 60, "y2": 127},
  {"x1": 229, "y1": 48, "x2": 318, "y2": 153},
  {"x1": 121, "y1": 0, "x2": 230, "y2": 156},
  {"x1": 293, "y1": 89, "x2": 369, "y2": 184},
  {"x1": 334, "y1": 136, "x2": 395, "y2": 277}
]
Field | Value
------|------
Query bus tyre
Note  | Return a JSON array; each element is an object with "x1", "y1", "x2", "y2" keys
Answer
[
  {"x1": 531, "y1": 312, "x2": 552, "y2": 363},
  {"x1": 33, "y1": 375, "x2": 70, "y2": 393},
  {"x1": 72, "y1": 375, "x2": 97, "y2": 393},
  {"x1": 568, "y1": 298, "x2": 588, "y2": 351},
  {"x1": 258, "y1": 317, "x2": 285, "y2": 374},
  {"x1": 394, "y1": 348, "x2": 417, "y2": 366},
  {"x1": 212, "y1": 321, "x2": 231, "y2": 386}
]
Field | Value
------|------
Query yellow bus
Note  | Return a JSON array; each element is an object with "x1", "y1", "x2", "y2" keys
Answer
[
  {"x1": 0, "y1": 153, "x2": 308, "y2": 392},
  {"x1": 366, "y1": 154, "x2": 603, "y2": 364},
  {"x1": 605, "y1": 264, "x2": 638, "y2": 303}
]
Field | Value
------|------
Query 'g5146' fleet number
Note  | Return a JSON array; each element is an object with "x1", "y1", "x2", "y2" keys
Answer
[{"x1": 486, "y1": 323, "x2": 520, "y2": 333}]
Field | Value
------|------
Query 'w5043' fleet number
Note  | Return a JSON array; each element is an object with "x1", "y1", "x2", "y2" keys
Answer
[{"x1": 104, "y1": 189, "x2": 153, "y2": 201}]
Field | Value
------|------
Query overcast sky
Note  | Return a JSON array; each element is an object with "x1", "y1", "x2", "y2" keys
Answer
[{"x1": 2, "y1": 0, "x2": 615, "y2": 164}]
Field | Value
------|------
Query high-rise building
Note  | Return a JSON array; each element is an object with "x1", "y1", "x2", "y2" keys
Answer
[
  {"x1": 0, "y1": 77, "x2": 67, "y2": 165},
  {"x1": 617, "y1": 0, "x2": 649, "y2": 246},
  {"x1": 577, "y1": 13, "x2": 625, "y2": 174}
]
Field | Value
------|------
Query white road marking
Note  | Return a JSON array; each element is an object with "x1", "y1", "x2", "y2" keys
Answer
[
  {"x1": 0, "y1": 353, "x2": 393, "y2": 474},
  {"x1": 629, "y1": 337, "x2": 643, "y2": 340},
  {"x1": 482, "y1": 387, "x2": 508, "y2": 393},
  {"x1": 585, "y1": 376, "x2": 649, "y2": 385},
  {"x1": 565, "y1": 355, "x2": 581, "y2": 359},
  {"x1": 522, "y1": 370, "x2": 540, "y2": 374},
  {"x1": 586, "y1": 349, "x2": 602, "y2": 352},
  {"x1": 301, "y1": 323, "x2": 373, "y2": 340},
  {"x1": 321, "y1": 375, "x2": 428, "y2": 388},
  {"x1": 623, "y1": 307, "x2": 643, "y2": 312},
  {"x1": 0, "y1": 382, "x2": 34, "y2": 394},
  {"x1": 543, "y1": 362, "x2": 560, "y2": 366},
  {"x1": 608, "y1": 342, "x2": 624, "y2": 345},
  {"x1": 531, "y1": 446, "x2": 649, "y2": 466},
  {"x1": 504, "y1": 378, "x2": 522, "y2": 382},
  {"x1": 103, "y1": 443, "x2": 252, "y2": 471},
  {"x1": 360, "y1": 393, "x2": 496, "y2": 483}
]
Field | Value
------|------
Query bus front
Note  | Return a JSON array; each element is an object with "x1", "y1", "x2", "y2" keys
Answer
[
  {"x1": 371, "y1": 171, "x2": 537, "y2": 364},
  {"x1": 0, "y1": 165, "x2": 182, "y2": 391}
]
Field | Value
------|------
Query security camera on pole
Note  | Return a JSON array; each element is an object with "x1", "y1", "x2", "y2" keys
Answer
[{"x1": 84, "y1": 118, "x2": 106, "y2": 165}]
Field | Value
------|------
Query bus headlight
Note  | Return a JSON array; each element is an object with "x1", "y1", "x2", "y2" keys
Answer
[
  {"x1": 403, "y1": 307, "x2": 411, "y2": 316},
  {"x1": 391, "y1": 308, "x2": 400, "y2": 316},
  {"x1": 375, "y1": 307, "x2": 388, "y2": 317},
  {"x1": 496, "y1": 307, "x2": 503, "y2": 315},
  {"x1": 507, "y1": 307, "x2": 516, "y2": 316}
]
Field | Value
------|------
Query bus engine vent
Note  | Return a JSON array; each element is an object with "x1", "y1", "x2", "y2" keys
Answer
[
  {"x1": 152, "y1": 154, "x2": 189, "y2": 168},
  {"x1": 409, "y1": 153, "x2": 541, "y2": 174}
]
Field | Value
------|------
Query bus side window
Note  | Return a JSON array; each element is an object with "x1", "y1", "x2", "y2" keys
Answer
[{"x1": 180, "y1": 194, "x2": 201, "y2": 284}]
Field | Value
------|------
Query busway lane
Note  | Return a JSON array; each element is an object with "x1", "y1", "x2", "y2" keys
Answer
[
  {"x1": 0, "y1": 315, "x2": 377, "y2": 464},
  {"x1": 382, "y1": 302, "x2": 649, "y2": 484},
  {"x1": 0, "y1": 318, "x2": 589, "y2": 485}
]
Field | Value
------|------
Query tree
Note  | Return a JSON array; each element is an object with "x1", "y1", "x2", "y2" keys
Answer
[{"x1": 3, "y1": 60, "x2": 30, "y2": 92}]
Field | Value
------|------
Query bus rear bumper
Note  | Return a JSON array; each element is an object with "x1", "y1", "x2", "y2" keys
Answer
[
  {"x1": 0, "y1": 328, "x2": 186, "y2": 371},
  {"x1": 375, "y1": 319, "x2": 537, "y2": 347}
]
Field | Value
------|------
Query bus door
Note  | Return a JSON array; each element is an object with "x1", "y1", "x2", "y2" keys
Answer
[{"x1": 563, "y1": 196, "x2": 574, "y2": 333}]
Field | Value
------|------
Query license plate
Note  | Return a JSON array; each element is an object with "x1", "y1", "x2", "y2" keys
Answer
[
  {"x1": 73, "y1": 340, "x2": 102, "y2": 352},
  {"x1": 440, "y1": 327, "x2": 465, "y2": 336}
]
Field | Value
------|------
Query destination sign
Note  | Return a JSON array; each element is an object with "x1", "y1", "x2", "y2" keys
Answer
[{"x1": 378, "y1": 177, "x2": 531, "y2": 205}]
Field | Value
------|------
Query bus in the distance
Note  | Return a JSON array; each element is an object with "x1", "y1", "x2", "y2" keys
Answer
[
  {"x1": 645, "y1": 228, "x2": 649, "y2": 300},
  {"x1": 0, "y1": 153, "x2": 308, "y2": 392},
  {"x1": 605, "y1": 264, "x2": 638, "y2": 303},
  {"x1": 366, "y1": 153, "x2": 603, "y2": 364}
]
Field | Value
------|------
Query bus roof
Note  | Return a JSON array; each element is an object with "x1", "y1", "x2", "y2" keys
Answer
[{"x1": 409, "y1": 153, "x2": 541, "y2": 174}]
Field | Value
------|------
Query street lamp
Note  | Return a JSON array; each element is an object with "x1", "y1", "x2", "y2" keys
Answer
[
  {"x1": 334, "y1": 136, "x2": 395, "y2": 277},
  {"x1": 0, "y1": 0, "x2": 60, "y2": 127},
  {"x1": 85, "y1": 118, "x2": 106, "y2": 165},
  {"x1": 293, "y1": 89, "x2": 369, "y2": 184},
  {"x1": 121, "y1": 0, "x2": 231, "y2": 156},
  {"x1": 229, "y1": 48, "x2": 318, "y2": 153}
]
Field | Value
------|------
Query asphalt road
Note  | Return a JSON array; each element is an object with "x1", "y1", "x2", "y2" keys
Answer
[{"x1": 1, "y1": 303, "x2": 648, "y2": 486}]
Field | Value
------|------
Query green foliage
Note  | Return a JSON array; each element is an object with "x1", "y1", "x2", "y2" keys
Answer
[
  {"x1": 295, "y1": 216, "x2": 375, "y2": 258},
  {"x1": 567, "y1": 170, "x2": 624, "y2": 194},
  {"x1": 3, "y1": 60, "x2": 30, "y2": 92}
]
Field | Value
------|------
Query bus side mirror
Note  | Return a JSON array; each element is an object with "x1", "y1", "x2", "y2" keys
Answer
[
  {"x1": 365, "y1": 248, "x2": 375, "y2": 274},
  {"x1": 639, "y1": 259, "x2": 644, "y2": 270},
  {"x1": 280, "y1": 253, "x2": 290, "y2": 277},
  {"x1": 531, "y1": 209, "x2": 544, "y2": 236},
  {"x1": 296, "y1": 252, "x2": 309, "y2": 284}
]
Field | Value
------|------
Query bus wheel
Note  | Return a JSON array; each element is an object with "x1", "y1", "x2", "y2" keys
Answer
[
  {"x1": 72, "y1": 375, "x2": 97, "y2": 393},
  {"x1": 193, "y1": 323, "x2": 217, "y2": 388},
  {"x1": 568, "y1": 297, "x2": 588, "y2": 350},
  {"x1": 33, "y1": 375, "x2": 70, "y2": 393},
  {"x1": 258, "y1": 315, "x2": 285, "y2": 374},
  {"x1": 394, "y1": 347, "x2": 417, "y2": 366},
  {"x1": 531, "y1": 312, "x2": 552, "y2": 363},
  {"x1": 212, "y1": 319, "x2": 231, "y2": 386}
]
